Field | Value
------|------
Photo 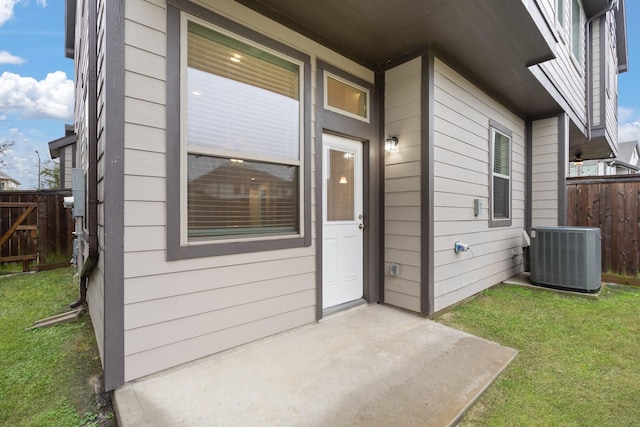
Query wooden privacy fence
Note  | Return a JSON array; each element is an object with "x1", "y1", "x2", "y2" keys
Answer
[
  {"x1": 0, "y1": 190, "x2": 73, "y2": 271},
  {"x1": 566, "y1": 175, "x2": 640, "y2": 276}
]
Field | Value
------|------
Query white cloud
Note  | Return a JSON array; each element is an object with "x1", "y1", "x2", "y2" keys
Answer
[
  {"x1": 0, "y1": 127, "x2": 46, "y2": 189},
  {"x1": 0, "y1": 50, "x2": 25, "y2": 64},
  {"x1": 0, "y1": 0, "x2": 48, "y2": 27},
  {"x1": 0, "y1": 0, "x2": 20, "y2": 27},
  {"x1": 0, "y1": 71, "x2": 73, "y2": 120},
  {"x1": 618, "y1": 107, "x2": 637, "y2": 124},
  {"x1": 618, "y1": 106, "x2": 640, "y2": 143},
  {"x1": 619, "y1": 121, "x2": 640, "y2": 143}
]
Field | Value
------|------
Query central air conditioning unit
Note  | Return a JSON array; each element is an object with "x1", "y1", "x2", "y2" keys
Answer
[{"x1": 530, "y1": 226, "x2": 601, "y2": 293}]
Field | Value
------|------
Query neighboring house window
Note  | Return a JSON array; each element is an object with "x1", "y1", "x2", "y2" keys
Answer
[
  {"x1": 571, "y1": 0, "x2": 583, "y2": 64},
  {"x1": 167, "y1": 4, "x2": 311, "y2": 259},
  {"x1": 605, "y1": 40, "x2": 610, "y2": 98},
  {"x1": 489, "y1": 121, "x2": 512, "y2": 227},
  {"x1": 557, "y1": 0, "x2": 565, "y2": 29},
  {"x1": 607, "y1": 17, "x2": 617, "y2": 99}
]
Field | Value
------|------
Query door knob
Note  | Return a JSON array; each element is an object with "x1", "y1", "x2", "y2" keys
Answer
[{"x1": 358, "y1": 223, "x2": 365, "y2": 229}]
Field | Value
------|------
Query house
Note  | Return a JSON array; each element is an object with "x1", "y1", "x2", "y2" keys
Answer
[
  {"x1": 569, "y1": 139, "x2": 639, "y2": 176},
  {"x1": 47, "y1": 124, "x2": 78, "y2": 190},
  {"x1": 0, "y1": 171, "x2": 20, "y2": 190},
  {"x1": 611, "y1": 140, "x2": 640, "y2": 174},
  {"x1": 64, "y1": 0, "x2": 628, "y2": 390}
]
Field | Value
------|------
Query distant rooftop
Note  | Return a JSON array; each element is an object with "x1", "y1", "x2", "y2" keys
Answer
[
  {"x1": 0, "y1": 171, "x2": 20, "y2": 185},
  {"x1": 616, "y1": 140, "x2": 639, "y2": 165}
]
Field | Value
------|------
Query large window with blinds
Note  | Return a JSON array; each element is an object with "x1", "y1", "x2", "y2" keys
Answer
[
  {"x1": 489, "y1": 121, "x2": 512, "y2": 227},
  {"x1": 183, "y1": 18, "x2": 304, "y2": 241}
]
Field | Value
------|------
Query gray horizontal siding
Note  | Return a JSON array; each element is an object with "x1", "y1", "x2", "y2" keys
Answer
[
  {"x1": 535, "y1": 0, "x2": 587, "y2": 127},
  {"x1": 433, "y1": 59, "x2": 524, "y2": 312},
  {"x1": 531, "y1": 117, "x2": 559, "y2": 227},
  {"x1": 384, "y1": 58, "x2": 422, "y2": 313},
  {"x1": 120, "y1": 0, "x2": 374, "y2": 382}
]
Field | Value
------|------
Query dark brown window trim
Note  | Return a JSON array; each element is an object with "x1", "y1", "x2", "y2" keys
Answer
[
  {"x1": 421, "y1": 52, "x2": 435, "y2": 317},
  {"x1": 166, "y1": 1, "x2": 312, "y2": 260}
]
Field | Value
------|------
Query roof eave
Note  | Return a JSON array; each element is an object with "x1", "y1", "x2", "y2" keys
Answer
[{"x1": 48, "y1": 133, "x2": 78, "y2": 159}]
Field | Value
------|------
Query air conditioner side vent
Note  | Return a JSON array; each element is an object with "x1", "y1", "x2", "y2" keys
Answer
[{"x1": 530, "y1": 226, "x2": 601, "y2": 292}]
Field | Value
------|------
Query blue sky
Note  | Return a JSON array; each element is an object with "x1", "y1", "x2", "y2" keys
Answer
[
  {"x1": 618, "y1": 1, "x2": 640, "y2": 142},
  {"x1": 0, "y1": 0, "x2": 73, "y2": 189},
  {"x1": 0, "y1": 1, "x2": 638, "y2": 189}
]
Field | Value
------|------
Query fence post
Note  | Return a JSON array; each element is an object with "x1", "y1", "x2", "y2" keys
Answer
[{"x1": 37, "y1": 193, "x2": 48, "y2": 266}]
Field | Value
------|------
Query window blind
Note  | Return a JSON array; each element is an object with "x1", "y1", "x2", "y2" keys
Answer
[
  {"x1": 493, "y1": 176, "x2": 509, "y2": 218},
  {"x1": 187, "y1": 155, "x2": 298, "y2": 238},
  {"x1": 492, "y1": 129, "x2": 511, "y2": 220},
  {"x1": 184, "y1": 20, "x2": 302, "y2": 239},
  {"x1": 188, "y1": 22, "x2": 299, "y2": 99},
  {"x1": 493, "y1": 132, "x2": 510, "y2": 176},
  {"x1": 187, "y1": 22, "x2": 300, "y2": 161}
]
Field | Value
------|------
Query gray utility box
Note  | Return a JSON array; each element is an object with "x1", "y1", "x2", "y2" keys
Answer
[{"x1": 530, "y1": 226, "x2": 601, "y2": 293}]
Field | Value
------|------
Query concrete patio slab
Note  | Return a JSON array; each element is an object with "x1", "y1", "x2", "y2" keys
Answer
[{"x1": 113, "y1": 304, "x2": 517, "y2": 427}]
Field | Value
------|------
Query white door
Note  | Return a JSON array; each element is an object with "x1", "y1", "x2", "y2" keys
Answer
[{"x1": 322, "y1": 133, "x2": 364, "y2": 309}]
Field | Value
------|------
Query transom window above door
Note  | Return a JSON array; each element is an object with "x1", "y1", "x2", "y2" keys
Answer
[{"x1": 324, "y1": 73, "x2": 369, "y2": 122}]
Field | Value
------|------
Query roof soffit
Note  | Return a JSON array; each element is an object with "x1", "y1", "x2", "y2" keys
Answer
[
  {"x1": 235, "y1": 0, "x2": 557, "y2": 116},
  {"x1": 235, "y1": 0, "x2": 554, "y2": 68}
]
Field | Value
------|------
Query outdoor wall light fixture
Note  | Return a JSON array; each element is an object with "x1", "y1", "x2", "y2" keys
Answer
[
  {"x1": 385, "y1": 136, "x2": 399, "y2": 152},
  {"x1": 574, "y1": 153, "x2": 584, "y2": 165}
]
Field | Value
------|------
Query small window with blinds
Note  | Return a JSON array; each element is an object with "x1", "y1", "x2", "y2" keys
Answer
[
  {"x1": 184, "y1": 19, "x2": 303, "y2": 240},
  {"x1": 489, "y1": 121, "x2": 512, "y2": 227},
  {"x1": 324, "y1": 73, "x2": 369, "y2": 122}
]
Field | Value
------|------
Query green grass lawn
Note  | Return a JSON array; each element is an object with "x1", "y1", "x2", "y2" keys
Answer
[
  {"x1": 437, "y1": 284, "x2": 640, "y2": 426},
  {"x1": 0, "y1": 268, "x2": 113, "y2": 426}
]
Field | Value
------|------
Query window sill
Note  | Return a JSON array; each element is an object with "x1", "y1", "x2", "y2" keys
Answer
[
  {"x1": 167, "y1": 233, "x2": 309, "y2": 260},
  {"x1": 489, "y1": 218, "x2": 512, "y2": 228}
]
